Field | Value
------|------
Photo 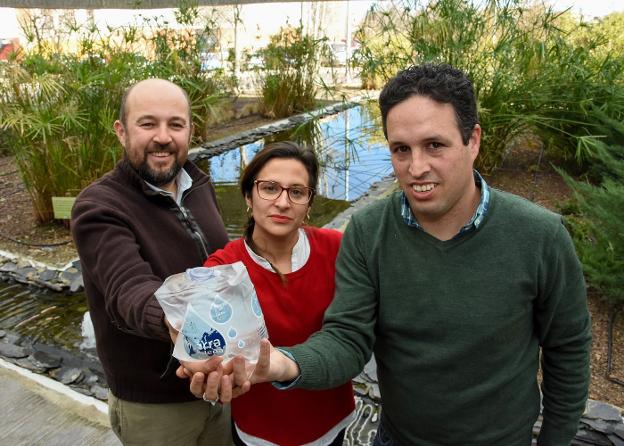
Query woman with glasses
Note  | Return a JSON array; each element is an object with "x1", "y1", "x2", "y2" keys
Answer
[{"x1": 199, "y1": 141, "x2": 355, "y2": 446}]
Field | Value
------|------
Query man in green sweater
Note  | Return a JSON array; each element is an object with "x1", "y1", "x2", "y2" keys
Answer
[{"x1": 196, "y1": 63, "x2": 592, "y2": 445}]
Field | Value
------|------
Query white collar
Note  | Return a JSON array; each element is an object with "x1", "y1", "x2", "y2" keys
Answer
[
  {"x1": 244, "y1": 228, "x2": 310, "y2": 273},
  {"x1": 145, "y1": 167, "x2": 192, "y2": 205}
]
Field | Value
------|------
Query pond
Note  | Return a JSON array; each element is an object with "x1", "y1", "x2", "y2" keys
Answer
[{"x1": 0, "y1": 102, "x2": 393, "y2": 353}]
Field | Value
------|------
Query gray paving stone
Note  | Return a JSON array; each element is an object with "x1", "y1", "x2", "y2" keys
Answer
[
  {"x1": 28, "y1": 350, "x2": 62, "y2": 370},
  {"x1": 0, "y1": 342, "x2": 29, "y2": 358},
  {"x1": 51, "y1": 366, "x2": 84, "y2": 385},
  {"x1": 586, "y1": 400, "x2": 623, "y2": 422}
]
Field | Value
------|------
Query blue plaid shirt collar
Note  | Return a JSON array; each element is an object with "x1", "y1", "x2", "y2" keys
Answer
[{"x1": 400, "y1": 170, "x2": 490, "y2": 238}]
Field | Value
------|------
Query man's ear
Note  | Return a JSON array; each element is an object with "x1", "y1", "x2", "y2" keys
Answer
[
  {"x1": 113, "y1": 120, "x2": 126, "y2": 148},
  {"x1": 468, "y1": 124, "x2": 481, "y2": 162}
]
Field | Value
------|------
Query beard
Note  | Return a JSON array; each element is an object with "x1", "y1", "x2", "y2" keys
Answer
[
  {"x1": 136, "y1": 157, "x2": 182, "y2": 187},
  {"x1": 127, "y1": 143, "x2": 183, "y2": 187}
]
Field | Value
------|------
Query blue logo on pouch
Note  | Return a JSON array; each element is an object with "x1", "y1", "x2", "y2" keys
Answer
[
  {"x1": 184, "y1": 328, "x2": 226, "y2": 358},
  {"x1": 181, "y1": 304, "x2": 227, "y2": 359}
]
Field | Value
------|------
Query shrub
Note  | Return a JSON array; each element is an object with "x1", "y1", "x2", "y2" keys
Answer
[
  {"x1": 0, "y1": 7, "x2": 233, "y2": 223},
  {"x1": 561, "y1": 140, "x2": 624, "y2": 305},
  {"x1": 256, "y1": 25, "x2": 330, "y2": 119},
  {"x1": 353, "y1": 0, "x2": 624, "y2": 173}
]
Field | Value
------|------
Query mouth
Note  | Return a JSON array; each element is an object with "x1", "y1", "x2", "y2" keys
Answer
[
  {"x1": 411, "y1": 183, "x2": 436, "y2": 193},
  {"x1": 269, "y1": 215, "x2": 292, "y2": 223},
  {"x1": 148, "y1": 151, "x2": 174, "y2": 158}
]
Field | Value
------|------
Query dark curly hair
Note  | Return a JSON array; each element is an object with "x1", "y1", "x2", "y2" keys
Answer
[{"x1": 379, "y1": 63, "x2": 479, "y2": 145}]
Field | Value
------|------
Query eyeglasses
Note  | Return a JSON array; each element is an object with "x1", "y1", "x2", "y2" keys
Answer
[{"x1": 254, "y1": 180, "x2": 314, "y2": 205}]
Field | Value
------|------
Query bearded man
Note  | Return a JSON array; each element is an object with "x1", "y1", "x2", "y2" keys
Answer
[{"x1": 71, "y1": 79, "x2": 231, "y2": 446}]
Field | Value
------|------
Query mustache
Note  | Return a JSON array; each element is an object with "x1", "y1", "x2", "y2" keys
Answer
[{"x1": 147, "y1": 142, "x2": 175, "y2": 153}]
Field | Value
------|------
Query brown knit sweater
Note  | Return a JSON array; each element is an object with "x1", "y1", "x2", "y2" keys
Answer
[{"x1": 71, "y1": 158, "x2": 228, "y2": 403}]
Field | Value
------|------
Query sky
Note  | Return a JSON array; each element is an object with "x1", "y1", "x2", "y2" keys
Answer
[
  {"x1": 0, "y1": 0, "x2": 622, "y2": 40},
  {"x1": 549, "y1": 0, "x2": 622, "y2": 17}
]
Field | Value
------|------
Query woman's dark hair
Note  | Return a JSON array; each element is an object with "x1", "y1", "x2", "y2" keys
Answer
[{"x1": 240, "y1": 141, "x2": 319, "y2": 277}]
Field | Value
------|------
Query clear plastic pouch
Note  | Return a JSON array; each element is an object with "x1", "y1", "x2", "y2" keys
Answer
[{"x1": 155, "y1": 261, "x2": 268, "y2": 363}]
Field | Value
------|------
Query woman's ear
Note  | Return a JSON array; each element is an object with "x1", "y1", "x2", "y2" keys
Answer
[{"x1": 245, "y1": 194, "x2": 252, "y2": 210}]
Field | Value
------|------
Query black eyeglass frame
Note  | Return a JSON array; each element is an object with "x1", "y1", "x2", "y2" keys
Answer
[{"x1": 253, "y1": 180, "x2": 315, "y2": 205}]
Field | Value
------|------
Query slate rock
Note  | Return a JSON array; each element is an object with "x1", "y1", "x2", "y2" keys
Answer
[
  {"x1": 51, "y1": 367, "x2": 84, "y2": 385},
  {"x1": 16, "y1": 266, "x2": 36, "y2": 278},
  {"x1": 85, "y1": 373, "x2": 100, "y2": 385},
  {"x1": 69, "y1": 274, "x2": 84, "y2": 293},
  {"x1": 607, "y1": 433, "x2": 624, "y2": 446},
  {"x1": 581, "y1": 418, "x2": 615, "y2": 434},
  {"x1": 615, "y1": 424, "x2": 624, "y2": 440},
  {"x1": 60, "y1": 267, "x2": 80, "y2": 284},
  {"x1": 0, "y1": 342, "x2": 29, "y2": 358},
  {"x1": 368, "y1": 383, "x2": 381, "y2": 400},
  {"x1": 28, "y1": 350, "x2": 62, "y2": 370},
  {"x1": 38, "y1": 269, "x2": 59, "y2": 282},
  {"x1": 14, "y1": 357, "x2": 46, "y2": 373},
  {"x1": 574, "y1": 427, "x2": 614, "y2": 446},
  {"x1": 0, "y1": 261, "x2": 18, "y2": 272},
  {"x1": 91, "y1": 384, "x2": 109, "y2": 400},
  {"x1": 0, "y1": 329, "x2": 5, "y2": 339},
  {"x1": 585, "y1": 400, "x2": 623, "y2": 422}
]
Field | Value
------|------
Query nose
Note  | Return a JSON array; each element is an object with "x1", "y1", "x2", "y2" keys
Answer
[
  {"x1": 153, "y1": 123, "x2": 173, "y2": 145},
  {"x1": 408, "y1": 149, "x2": 430, "y2": 178},
  {"x1": 274, "y1": 188, "x2": 291, "y2": 208}
]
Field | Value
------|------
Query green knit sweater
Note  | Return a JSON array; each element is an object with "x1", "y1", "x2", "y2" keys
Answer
[{"x1": 286, "y1": 189, "x2": 591, "y2": 446}]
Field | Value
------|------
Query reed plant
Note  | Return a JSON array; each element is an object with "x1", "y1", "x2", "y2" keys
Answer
[
  {"x1": 256, "y1": 25, "x2": 330, "y2": 119},
  {"x1": 354, "y1": 0, "x2": 624, "y2": 173},
  {"x1": 0, "y1": 6, "x2": 233, "y2": 223}
]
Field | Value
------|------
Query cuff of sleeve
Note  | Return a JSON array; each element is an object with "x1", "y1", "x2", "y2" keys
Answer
[
  {"x1": 145, "y1": 296, "x2": 170, "y2": 342},
  {"x1": 271, "y1": 348, "x2": 302, "y2": 390},
  {"x1": 537, "y1": 419, "x2": 578, "y2": 446}
]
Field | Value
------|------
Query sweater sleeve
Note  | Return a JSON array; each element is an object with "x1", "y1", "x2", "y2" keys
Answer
[
  {"x1": 204, "y1": 240, "x2": 241, "y2": 267},
  {"x1": 71, "y1": 196, "x2": 169, "y2": 342},
  {"x1": 536, "y1": 220, "x2": 592, "y2": 446},
  {"x1": 284, "y1": 216, "x2": 377, "y2": 389}
]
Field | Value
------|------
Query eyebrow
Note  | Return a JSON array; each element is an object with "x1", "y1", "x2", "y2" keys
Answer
[{"x1": 135, "y1": 115, "x2": 188, "y2": 123}]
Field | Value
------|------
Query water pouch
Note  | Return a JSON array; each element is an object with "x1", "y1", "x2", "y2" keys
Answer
[{"x1": 155, "y1": 261, "x2": 268, "y2": 363}]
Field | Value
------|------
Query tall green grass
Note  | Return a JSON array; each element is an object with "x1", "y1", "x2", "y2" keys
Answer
[
  {"x1": 255, "y1": 25, "x2": 330, "y2": 119},
  {"x1": 0, "y1": 7, "x2": 233, "y2": 223},
  {"x1": 354, "y1": 0, "x2": 624, "y2": 173}
]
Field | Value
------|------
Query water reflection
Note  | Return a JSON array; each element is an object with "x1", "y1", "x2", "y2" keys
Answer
[
  {"x1": 208, "y1": 104, "x2": 391, "y2": 205},
  {"x1": 0, "y1": 282, "x2": 87, "y2": 352}
]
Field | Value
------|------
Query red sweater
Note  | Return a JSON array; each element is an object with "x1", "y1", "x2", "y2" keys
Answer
[{"x1": 205, "y1": 227, "x2": 355, "y2": 445}]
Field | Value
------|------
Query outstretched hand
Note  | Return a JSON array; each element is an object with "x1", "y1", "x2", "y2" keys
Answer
[{"x1": 179, "y1": 339, "x2": 301, "y2": 404}]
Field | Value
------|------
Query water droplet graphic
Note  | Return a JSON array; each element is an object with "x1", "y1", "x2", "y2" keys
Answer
[
  {"x1": 210, "y1": 298, "x2": 233, "y2": 324},
  {"x1": 251, "y1": 293, "x2": 263, "y2": 318}
]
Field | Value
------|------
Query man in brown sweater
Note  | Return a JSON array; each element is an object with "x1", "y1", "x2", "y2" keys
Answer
[{"x1": 71, "y1": 79, "x2": 231, "y2": 445}]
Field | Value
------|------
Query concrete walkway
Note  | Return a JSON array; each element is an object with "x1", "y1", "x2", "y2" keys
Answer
[{"x1": 0, "y1": 358, "x2": 120, "y2": 446}]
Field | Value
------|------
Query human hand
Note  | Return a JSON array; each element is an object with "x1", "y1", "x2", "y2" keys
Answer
[
  {"x1": 176, "y1": 355, "x2": 224, "y2": 379},
  {"x1": 189, "y1": 339, "x2": 301, "y2": 404}
]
